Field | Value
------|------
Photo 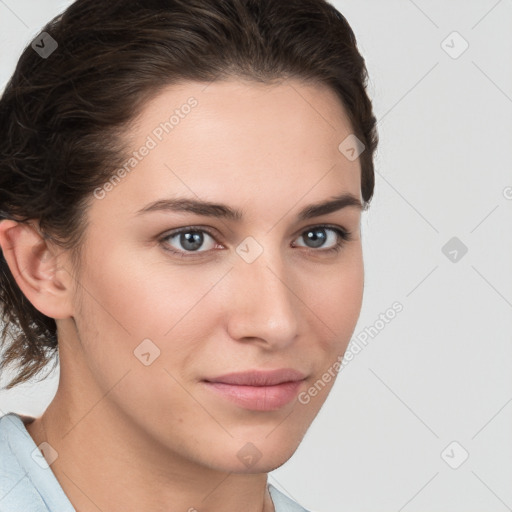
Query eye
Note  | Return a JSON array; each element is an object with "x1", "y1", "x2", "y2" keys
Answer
[
  {"x1": 159, "y1": 225, "x2": 352, "y2": 259},
  {"x1": 160, "y1": 227, "x2": 217, "y2": 256},
  {"x1": 292, "y1": 225, "x2": 352, "y2": 254}
]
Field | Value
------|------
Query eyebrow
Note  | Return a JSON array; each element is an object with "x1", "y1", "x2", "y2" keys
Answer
[{"x1": 135, "y1": 192, "x2": 363, "y2": 222}]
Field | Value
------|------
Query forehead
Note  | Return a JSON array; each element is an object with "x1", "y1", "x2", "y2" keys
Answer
[{"x1": 90, "y1": 79, "x2": 362, "y2": 222}]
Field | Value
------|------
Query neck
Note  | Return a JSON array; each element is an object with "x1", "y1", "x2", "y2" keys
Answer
[{"x1": 26, "y1": 394, "x2": 275, "y2": 512}]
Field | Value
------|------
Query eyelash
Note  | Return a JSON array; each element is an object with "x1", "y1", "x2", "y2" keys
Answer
[{"x1": 158, "y1": 224, "x2": 353, "y2": 259}]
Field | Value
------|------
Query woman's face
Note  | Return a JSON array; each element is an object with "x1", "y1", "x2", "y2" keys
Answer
[{"x1": 62, "y1": 78, "x2": 365, "y2": 473}]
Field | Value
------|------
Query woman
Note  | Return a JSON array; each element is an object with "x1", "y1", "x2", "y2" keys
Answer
[{"x1": 0, "y1": 0, "x2": 378, "y2": 510}]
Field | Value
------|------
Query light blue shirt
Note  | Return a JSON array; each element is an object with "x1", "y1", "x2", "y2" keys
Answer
[{"x1": 0, "y1": 412, "x2": 309, "y2": 512}]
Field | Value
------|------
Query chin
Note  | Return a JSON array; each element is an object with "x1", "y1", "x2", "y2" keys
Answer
[
  {"x1": 211, "y1": 448, "x2": 299, "y2": 475},
  {"x1": 210, "y1": 431, "x2": 305, "y2": 474}
]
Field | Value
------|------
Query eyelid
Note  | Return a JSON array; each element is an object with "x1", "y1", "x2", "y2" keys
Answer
[
  {"x1": 291, "y1": 224, "x2": 353, "y2": 250},
  {"x1": 159, "y1": 225, "x2": 220, "y2": 254}
]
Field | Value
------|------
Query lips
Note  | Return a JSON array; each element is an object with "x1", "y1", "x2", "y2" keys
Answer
[
  {"x1": 203, "y1": 368, "x2": 307, "y2": 386},
  {"x1": 202, "y1": 368, "x2": 307, "y2": 411}
]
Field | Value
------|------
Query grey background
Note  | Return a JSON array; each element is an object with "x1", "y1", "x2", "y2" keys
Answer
[{"x1": 1, "y1": 1, "x2": 511, "y2": 511}]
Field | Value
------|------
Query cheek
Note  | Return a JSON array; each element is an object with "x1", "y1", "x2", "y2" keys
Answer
[
  {"x1": 295, "y1": 256, "x2": 363, "y2": 412},
  {"x1": 76, "y1": 239, "x2": 192, "y2": 336},
  {"x1": 70, "y1": 254, "x2": 205, "y2": 419},
  {"x1": 72, "y1": 242, "x2": 217, "y2": 373},
  {"x1": 303, "y1": 247, "x2": 364, "y2": 352}
]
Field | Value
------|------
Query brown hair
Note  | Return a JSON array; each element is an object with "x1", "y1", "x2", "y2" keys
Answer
[{"x1": 0, "y1": 0, "x2": 378, "y2": 390}]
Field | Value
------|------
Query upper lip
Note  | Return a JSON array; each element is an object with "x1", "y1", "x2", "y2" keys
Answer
[{"x1": 203, "y1": 368, "x2": 307, "y2": 386}]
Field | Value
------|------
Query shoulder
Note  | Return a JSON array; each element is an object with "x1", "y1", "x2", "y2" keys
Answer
[
  {"x1": 268, "y1": 482, "x2": 313, "y2": 512},
  {"x1": 0, "y1": 412, "x2": 49, "y2": 509},
  {"x1": 0, "y1": 412, "x2": 74, "y2": 511}
]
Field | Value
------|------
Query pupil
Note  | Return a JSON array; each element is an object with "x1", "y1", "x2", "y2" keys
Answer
[
  {"x1": 305, "y1": 228, "x2": 326, "y2": 248},
  {"x1": 181, "y1": 231, "x2": 203, "y2": 251}
]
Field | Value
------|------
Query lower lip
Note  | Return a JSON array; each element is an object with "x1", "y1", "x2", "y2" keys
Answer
[{"x1": 202, "y1": 380, "x2": 304, "y2": 411}]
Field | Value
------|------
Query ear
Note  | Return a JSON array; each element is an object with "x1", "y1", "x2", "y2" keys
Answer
[{"x1": 0, "y1": 219, "x2": 75, "y2": 319}]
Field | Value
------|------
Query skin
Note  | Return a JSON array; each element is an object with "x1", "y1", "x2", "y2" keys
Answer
[{"x1": 0, "y1": 78, "x2": 365, "y2": 512}]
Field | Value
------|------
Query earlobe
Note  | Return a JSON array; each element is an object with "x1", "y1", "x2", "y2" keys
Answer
[{"x1": 0, "y1": 219, "x2": 74, "y2": 319}]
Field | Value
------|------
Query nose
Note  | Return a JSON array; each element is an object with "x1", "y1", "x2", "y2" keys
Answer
[{"x1": 225, "y1": 248, "x2": 300, "y2": 350}]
